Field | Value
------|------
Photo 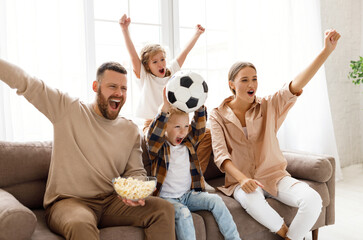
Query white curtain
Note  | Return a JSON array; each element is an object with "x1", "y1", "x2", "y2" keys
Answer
[
  {"x1": 0, "y1": 0, "x2": 88, "y2": 141},
  {"x1": 0, "y1": 0, "x2": 342, "y2": 179},
  {"x1": 229, "y1": 0, "x2": 342, "y2": 179}
]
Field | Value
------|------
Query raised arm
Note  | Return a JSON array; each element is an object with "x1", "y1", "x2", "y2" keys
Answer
[
  {"x1": 176, "y1": 24, "x2": 205, "y2": 68},
  {"x1": 119, "y1": 14, "x2": 142, "y2": 78},
  {"x1": 188, "y1": 106, "x2": 207, "y2": 147},
  {"x1": 0, "y1": 58, "x2": 69, "y2": 123},
  {"x1": 289, "y1": 29, "x2": 340, "y2": 94},
  {"x1": 146, "y1": 88, "x2": 170, "y2": 159}
]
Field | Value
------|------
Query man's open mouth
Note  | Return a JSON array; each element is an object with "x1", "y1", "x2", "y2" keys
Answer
[{"x1": 109, "y1": 99, "x2": 121, "y2": 110}]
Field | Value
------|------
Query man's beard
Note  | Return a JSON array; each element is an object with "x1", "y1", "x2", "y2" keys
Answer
[{"x1": 96, "y1": 87, "x2": 124, "y2": 120}]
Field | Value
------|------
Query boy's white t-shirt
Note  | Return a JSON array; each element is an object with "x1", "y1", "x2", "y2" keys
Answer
[
  {"x1": 135, "y1": 59, "x2": 180, "y2": 119},
  {"x1": 159, "y1": 142, "x2": 191, "y2": 199}
]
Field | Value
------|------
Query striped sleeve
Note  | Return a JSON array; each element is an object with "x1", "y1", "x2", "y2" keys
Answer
[
  {"x1": 188, "y1": 106, "x2": 207, "y2": 147},
  {"x1": 146, "y1": 111, "x2": 169, "y2": 158}
]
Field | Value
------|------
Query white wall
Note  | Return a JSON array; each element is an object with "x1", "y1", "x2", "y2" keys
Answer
[{"x1": 320, "y1": 0, "x2": 363, "y2": 167}]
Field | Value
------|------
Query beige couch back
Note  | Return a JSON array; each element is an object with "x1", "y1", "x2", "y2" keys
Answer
[{"x1": 0, "y1": 141, "x2": 52, "y2": 209}]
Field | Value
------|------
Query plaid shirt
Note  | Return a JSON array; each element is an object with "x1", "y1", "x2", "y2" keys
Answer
[{"x1": 146, "y1": 106, "x2": 207, "y2": 196}]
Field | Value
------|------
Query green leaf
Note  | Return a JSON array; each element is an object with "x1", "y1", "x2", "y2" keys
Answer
[{"x1": 348, "y1": 56, "x2": 363, "y2": 85}]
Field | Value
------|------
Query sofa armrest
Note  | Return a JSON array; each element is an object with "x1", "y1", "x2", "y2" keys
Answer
[
  {"x1": 283, "y1": 150, "x2": 333, "y2": 183},
  {"x1": 0, "y1": 188, "x2": 37, "y2": 240},
  {"x1": 283, "y1": 150, "x2": 336, "y2": 226}
]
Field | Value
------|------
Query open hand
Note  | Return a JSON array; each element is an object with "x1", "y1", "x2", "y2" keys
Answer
[{"x1": 119, "y1": 14, "x2": 131, "y2": 31}]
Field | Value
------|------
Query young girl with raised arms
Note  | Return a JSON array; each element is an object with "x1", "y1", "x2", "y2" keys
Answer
[{"x1": 119, "y1": 14, "x2": 205, "y2": 128}]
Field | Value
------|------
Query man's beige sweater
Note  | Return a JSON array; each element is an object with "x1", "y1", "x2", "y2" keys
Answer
[{"x1": 0, "y1": 59, "x2": 146, "y2": 208}]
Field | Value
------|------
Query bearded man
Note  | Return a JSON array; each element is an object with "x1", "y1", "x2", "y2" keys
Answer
[{"x1": 0, "y1": 59, "x2": 175, "y2": 240}]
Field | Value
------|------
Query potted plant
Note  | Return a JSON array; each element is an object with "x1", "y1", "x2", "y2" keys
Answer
[{"x1": 348, "y1": 56, "x2": 363, "y2": 85}]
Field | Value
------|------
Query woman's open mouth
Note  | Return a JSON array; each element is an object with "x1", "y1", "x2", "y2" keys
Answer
[{"x1": 247, "y1": 90, "x2": 255, "y2": 97}]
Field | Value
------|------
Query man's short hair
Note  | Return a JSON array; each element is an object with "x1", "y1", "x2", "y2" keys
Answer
[{"x1": 96, "y1": 62, "x2": 127, "y2": 82}]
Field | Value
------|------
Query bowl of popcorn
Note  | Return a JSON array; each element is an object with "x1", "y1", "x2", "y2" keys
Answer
[{"x1": 112, "y1": 176, "x2": 157, "y2": 201}]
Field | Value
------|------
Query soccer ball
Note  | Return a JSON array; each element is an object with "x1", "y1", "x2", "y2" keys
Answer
[{"x1": 166, "y1": 71, "x2": 208, "y2": 113}]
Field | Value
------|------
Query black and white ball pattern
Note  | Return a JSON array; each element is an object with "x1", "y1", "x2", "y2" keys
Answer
[{"x1": 166, "y1": 71, "x2": 208, "y2": 113}]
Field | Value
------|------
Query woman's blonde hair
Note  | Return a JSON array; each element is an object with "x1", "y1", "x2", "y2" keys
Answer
[
  {"x1": 228, "y1": 61, "x2": 256, "y2": 95},
  {"x1": 140, "y1": 44, "x2": 171, "y2": 77}
]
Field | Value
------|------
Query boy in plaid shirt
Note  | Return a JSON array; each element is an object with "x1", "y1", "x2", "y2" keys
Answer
[{"x1": 146, "y1": 88, "x2": 240, "y2": 240}]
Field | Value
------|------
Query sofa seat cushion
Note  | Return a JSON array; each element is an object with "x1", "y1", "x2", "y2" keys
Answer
[
  {"x1": 32, "y1": 209, "x2": 206, "y2": 240},
  {"x1": 197, "y1": 179, "x2": 330, "y2": 239},
  {"x1": 195, "y1": 192, "x2": 270, "y2": 239},
  {"x1": 0, "y1": 189, "x2": 37, "y2": 240}
]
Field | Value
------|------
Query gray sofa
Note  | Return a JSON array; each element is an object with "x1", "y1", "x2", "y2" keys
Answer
[{"x1": 0, "y1": 140, "x2": 335, "y2": 240}]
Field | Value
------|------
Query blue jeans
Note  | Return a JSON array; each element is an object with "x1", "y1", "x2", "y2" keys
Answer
[{"x1": 162, "y1": 190, "x2": 241, "y2": 240}]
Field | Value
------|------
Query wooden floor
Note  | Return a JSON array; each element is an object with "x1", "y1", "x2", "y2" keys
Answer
[{"x1": 304, "y1": 163, "x2": 363, "y2": 240}]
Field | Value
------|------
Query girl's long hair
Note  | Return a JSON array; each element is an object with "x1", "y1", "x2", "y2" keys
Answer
[{"x1": 140, "y1": 44, "x2": 171, "y2": 77}]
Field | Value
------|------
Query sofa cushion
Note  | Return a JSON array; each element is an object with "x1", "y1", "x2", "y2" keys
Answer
[
  {"x1": 0, "y1": 189, "x2": 37, "y2": 240},
  {"x1": 284, "y1": 150, "x2": 333, "y2": 183},
  {"x1": 3, "y1": 180, "x2": 46, "y2": 209},
  {"x1": 0, "y1": 141, "x2": 52, "y2": 188},
  {"x1": 203, "y1": 157, "x2": 224, "y2": 181},
  {"x1": 32, "y1": 209, "x2": 207, "y2": 240},
  {"x1": 32, "y1": 210, "x2": 64, "y2": 240}
]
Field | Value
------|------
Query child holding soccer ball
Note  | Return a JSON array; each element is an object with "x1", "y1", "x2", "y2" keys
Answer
[{"x1": 146, "y1": 87, "x2": 241, "y2": 240}]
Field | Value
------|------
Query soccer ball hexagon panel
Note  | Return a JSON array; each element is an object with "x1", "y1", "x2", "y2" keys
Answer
[{"x1": 166, "y1": 71, "x2": 208, "y2": 113}]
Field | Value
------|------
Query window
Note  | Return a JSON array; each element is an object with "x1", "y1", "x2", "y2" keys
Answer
[
  {"x1": 88, "y1": 0, "x2": 236, "y2": 119},
  {"x1": 90, "y1": 0, "x2": 164, "y2": 119},
  {"x1": 177, "y1": 0, "x2": 235, "y2": 109}
]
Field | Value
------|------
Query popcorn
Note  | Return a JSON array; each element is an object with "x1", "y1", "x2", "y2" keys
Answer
[{"x1": 113, "y1": 176, "x2": 156, "y2": 200}]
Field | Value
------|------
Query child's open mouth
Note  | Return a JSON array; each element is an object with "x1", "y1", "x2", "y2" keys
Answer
[
  {"x1": 159, "y1": 68, "x2": 165, "y2": 74},
  {"x1": 176, "y1": 137, "x2": 183, "y2": 144},
  {"x1": 109, "y1": 99, "x2": 121, "y2": 110}
]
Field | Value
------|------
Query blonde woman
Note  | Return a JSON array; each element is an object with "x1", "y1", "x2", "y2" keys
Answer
[{"x1": 210, "y1": 29, "x2": 340, "y2": 240}]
